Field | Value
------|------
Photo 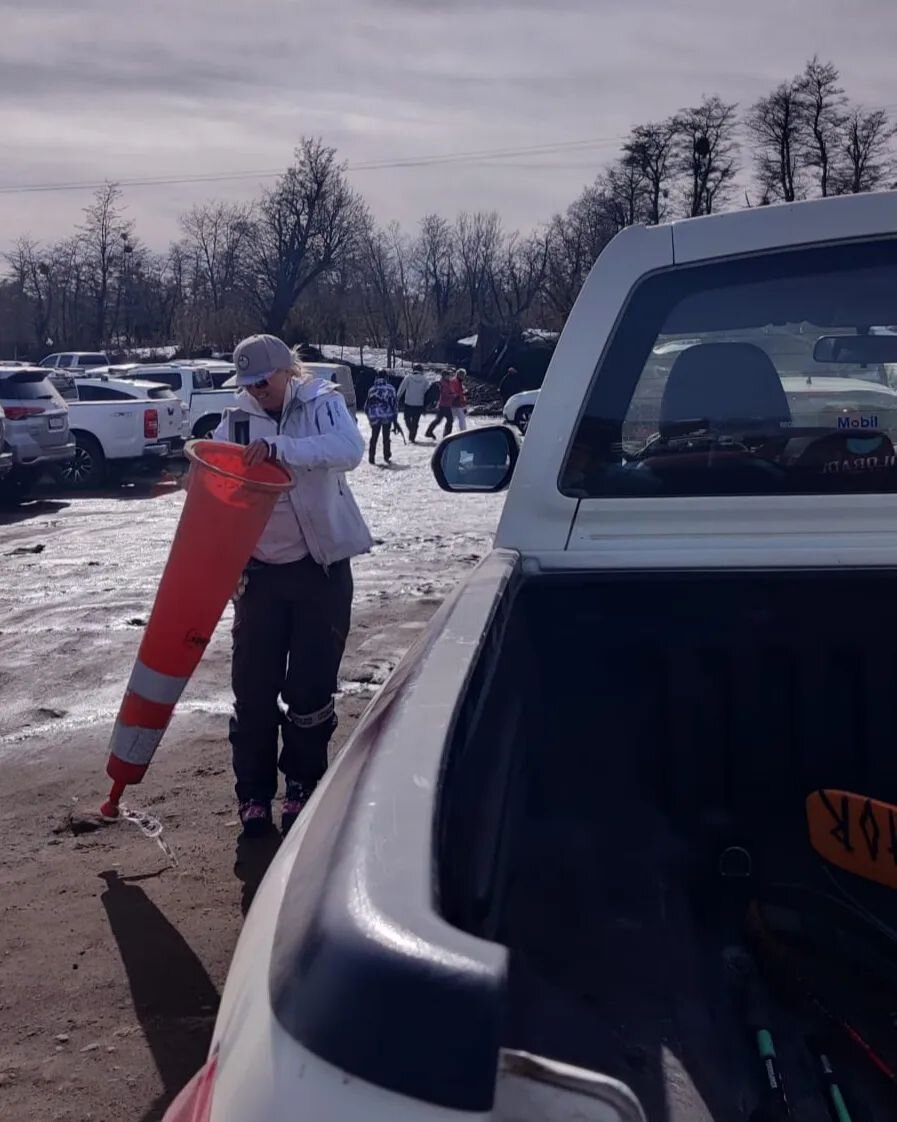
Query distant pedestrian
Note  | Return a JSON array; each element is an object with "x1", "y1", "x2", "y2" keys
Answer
[
  {"x1": 500, "y1": 365, "x2": 523, "y2": 403},
  {"x1": 425, "y1": 371, "x2": 458, "y2": 440},
  {"x1": 365, "y1": 369, "x2": 398, "y2": 464},
  {"x1": 397, "y1": 363, "x2": 429, "y2": 442},
  {"x1": 451, "y1": 368, "x2": 468, "y2": 432}
]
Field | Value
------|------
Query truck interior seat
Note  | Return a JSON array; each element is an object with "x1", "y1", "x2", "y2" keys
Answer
[{"x1": 659, "y1": 343, "x2": 791, "y2": 438}]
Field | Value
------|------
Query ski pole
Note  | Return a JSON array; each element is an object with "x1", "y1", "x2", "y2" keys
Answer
[
  {"x1": 749, "y1": 901, "x2": 897, "y2": 1088},
  {"x1": 725, "y1": 944, "x2": 791, "y2": 1120},
  {"x1": 808, "y1": 1040, "x2": 854, "y2": 1122}
]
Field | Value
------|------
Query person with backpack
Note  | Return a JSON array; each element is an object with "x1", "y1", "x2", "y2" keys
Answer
[
  {"x1": 365, "y1": 370, "x2": 398, "y2": 464},
  {"x1": 396, "y1": 363, "x2": 429, "y2": 443}
]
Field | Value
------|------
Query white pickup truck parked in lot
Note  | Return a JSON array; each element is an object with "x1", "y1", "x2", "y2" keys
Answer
[
  {"x1": 165, "y1": 192, "x2": 897, "y2": 1122},
  {"x1": 121, "y1": 364, "x2": 237, "y2": 439},
  {"x1": 51, "y1": 374, "x2": 188, "y2": 489}
]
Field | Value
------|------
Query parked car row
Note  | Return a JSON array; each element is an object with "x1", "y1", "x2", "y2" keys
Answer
[
  {"x1": 0, "y1": 352, "x2": 363, "y2": 504},
  {"x1": 49, "y1": 372, "x2": 189, "y2": 489},
  {"x1": 0, "y1": 361, "x2": 205, "y2": 503}
]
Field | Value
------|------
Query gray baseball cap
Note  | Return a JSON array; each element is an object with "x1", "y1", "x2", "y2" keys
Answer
[{"x1": 233, "y1": 334, "x2": 294, "y2": 385}]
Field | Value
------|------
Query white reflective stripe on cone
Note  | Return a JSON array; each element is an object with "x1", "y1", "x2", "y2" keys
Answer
[
  {"x1": 109, "y1": 721, "x2": 163, "y2": 766},
  {"x1": 127, "y1": 660, "x2": 189, "y2": 706}
]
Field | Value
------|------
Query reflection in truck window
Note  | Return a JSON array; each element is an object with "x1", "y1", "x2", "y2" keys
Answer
[{"x1": 561, "y1": 238, "x2": 897, "y2": 498}]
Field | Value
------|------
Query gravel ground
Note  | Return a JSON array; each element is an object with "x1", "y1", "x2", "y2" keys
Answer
[{"x1": 0, "y1": 421, "x2": 502, "y2": 1122}]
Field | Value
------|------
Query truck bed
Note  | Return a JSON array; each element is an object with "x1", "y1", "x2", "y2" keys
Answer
[{"x1": 437, "y1": 570, "x2": 897, "y2": 1121}]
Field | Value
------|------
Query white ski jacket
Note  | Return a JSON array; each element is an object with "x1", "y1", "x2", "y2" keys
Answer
[
  {"x1": 397, "y1": 371, "x2": 430, "y2": 408},
  {"x1": 212, "y1": 377, "x2": 373, "y2": 567}
]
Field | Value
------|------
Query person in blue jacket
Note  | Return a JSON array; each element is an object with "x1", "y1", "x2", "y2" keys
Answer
[{"x1": 365, "y1": 370, "x2": 399, "y2": 465}]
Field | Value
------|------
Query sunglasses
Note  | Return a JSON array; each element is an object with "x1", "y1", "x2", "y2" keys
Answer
[{"x1": 246, "y1": 377, "x2": 271, "y2": 393}]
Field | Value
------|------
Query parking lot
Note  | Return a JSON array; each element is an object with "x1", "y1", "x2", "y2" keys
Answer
[{"x1": 0, "y1": 428, "x2": 502, "y2": 1122}]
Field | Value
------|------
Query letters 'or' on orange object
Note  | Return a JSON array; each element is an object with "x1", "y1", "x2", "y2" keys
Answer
[{"x1": 807, "y1": 788, "x2": 897, "y2": 891}]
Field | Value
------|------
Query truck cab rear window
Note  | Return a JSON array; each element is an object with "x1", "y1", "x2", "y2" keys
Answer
[{"x1": 562, "y1": 238, "x2": 897, "y2": 497}]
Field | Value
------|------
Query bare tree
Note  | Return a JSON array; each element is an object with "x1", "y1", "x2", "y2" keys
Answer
[
  {"x1": 167, "y1": 241, "x2": 205, "y2": 355},
  {"x1": 0, "y1": 276, "x2": 33, "y2": 358},
  {"x1": 48, "y1": 238, "x2": 87, "y2": 348},
  {"x1": 676, "y1": 96, "x2": 740, "y2": 216},
  {"x1": 6, "y1": 238, "x2": 53, "y2": 349},
  {"x1": 746, "y1": 80, "x2": 804, "y2": 202},
  {"x1": 544, "y1": 182, "x2": 619, "y2": 320},
  {"x1": 488, "y1": 230, "x2": 550, "y2": 327},
  {"x1": 180, "y1": 201, "x2": 253, "y2": 315},
  {"x1": 138, "y1": 252, "x2": 182, "y2": 347},
  {"x1": 416, "y1": 213, "x2": 456, "y2": 331},
  {"x1": 456, "y1": 211, "x2": 502, "y2": 325},
  {"x1": 841, "y1": 107, "x2": 896, "y2": 194},
  {"x1": 388, "y1": 223, "x2": 428, "y2": 353},
  {"x1": 796, "y1": 57, "x2": 848, "y2": 198},
  {"x1": 359, "y1": 223, "x2": 403, "y2": 363},
  {"x1": 243, "y1": 138, "x2": 367, "y2": 336},
  {"x1": 601, "y1": 159, "x2": 650, "y2": 229},
  {"x1": 622, "y1": 120, "x2": 678, "y2": 224},
  {"x1": 79, "y1": 183, "x2": 134, "y2": 346}
]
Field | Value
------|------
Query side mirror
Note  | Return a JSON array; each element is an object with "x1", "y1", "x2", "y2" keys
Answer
[{"x1": 431, "y1": 425, "x2": 519, "y2": 493}]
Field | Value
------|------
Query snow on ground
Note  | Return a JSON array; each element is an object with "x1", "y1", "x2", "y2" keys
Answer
[
  {"x1": 319, "y1": 344, "x2": 389, "y2": 368},
  {"x1": 318, "y1": 344, "x2": 425, "y2": 370},
  {"x1": 0, "y1": 419, "x2": 504, "y2": 753},
  {"x1": 127, "y1": 345, "x2": 179, "y2": 360}
]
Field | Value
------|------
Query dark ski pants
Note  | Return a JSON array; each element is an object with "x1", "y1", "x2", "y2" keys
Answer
[
  {"x1": 426, "y1": 407, "x2": 454, "y2": 439},
  {"x1": 229, "y1": 556, "x2": 353, "y2": 803},
  {"x1": 403, "y1": 405, "x2": 423, "y2": 441},
  {"x1": 369, "y1": 422, "x2": 392, "y2": 462}
]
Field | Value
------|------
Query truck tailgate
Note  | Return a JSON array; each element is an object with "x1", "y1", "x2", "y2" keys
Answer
[{"x1": 153, "y1": 398, "x2": 186, "y2": 441}]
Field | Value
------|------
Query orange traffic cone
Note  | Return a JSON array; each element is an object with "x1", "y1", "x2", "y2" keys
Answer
[{"x1": 100, "y1": 440, "x2": 292, "y2": 819}]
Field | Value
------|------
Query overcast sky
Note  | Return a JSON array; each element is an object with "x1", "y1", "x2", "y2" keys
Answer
[{"x1": 2, "y1": 0, "x2": 896, "y2": 256}]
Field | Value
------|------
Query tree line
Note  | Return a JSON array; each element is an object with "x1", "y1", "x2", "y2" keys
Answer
[{"x1": 1, "y1": 57, "x2": 894, "y2": 363}]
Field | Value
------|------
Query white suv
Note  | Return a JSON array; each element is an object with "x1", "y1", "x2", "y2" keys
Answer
[{"x1": 40, "y1": 351, "x2": 109, "y2": 372}]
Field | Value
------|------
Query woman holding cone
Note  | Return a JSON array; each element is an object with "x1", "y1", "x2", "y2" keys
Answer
[{"x1": 213, "y1": 334, "x2": 372, "y2": 837}]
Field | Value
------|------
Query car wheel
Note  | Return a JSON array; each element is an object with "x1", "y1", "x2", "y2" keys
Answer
[
  {"x1": 192, "y1": 416, "x2": 219, "y2": 440},
  {"x1": 56, "y1": 433, "x2": 106, "y2": 490},
  {"x1": 515, "y1": 405, "x2": 533, "y2": 434}
]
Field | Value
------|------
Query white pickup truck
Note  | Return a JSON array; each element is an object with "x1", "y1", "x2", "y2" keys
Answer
[
  {"x1": 165, "y1": 192, "x2": 897, "y2": 1122},
  {"x1": 51, "y1": 374, "x2": 188, "y2": 489},
  {"x1": 122, "y1": 363, "x2": 237, "y2": 439}
]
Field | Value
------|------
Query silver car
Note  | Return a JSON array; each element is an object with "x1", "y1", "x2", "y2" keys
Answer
[{"x1": 0, "y1": 366, "x2": 75, "y2": 502}]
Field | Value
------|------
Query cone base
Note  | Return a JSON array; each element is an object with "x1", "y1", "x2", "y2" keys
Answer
[{"x1": 106, "y1": 756, "x2": 147, "y2": 785}]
